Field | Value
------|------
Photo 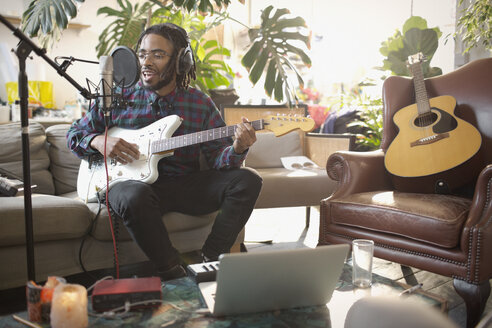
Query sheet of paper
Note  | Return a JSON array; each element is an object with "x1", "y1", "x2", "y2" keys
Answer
[{"x1": 280, "y1": 156, "x2": 319, "y2": 170}]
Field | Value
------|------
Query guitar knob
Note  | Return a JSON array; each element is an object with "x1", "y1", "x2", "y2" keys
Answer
[
  {"x1": 108, "y1": 176, "x2": 112, "y2": 181},
  {"x1": 117, "y1": 171, "x2": 123, "y2": 176}
]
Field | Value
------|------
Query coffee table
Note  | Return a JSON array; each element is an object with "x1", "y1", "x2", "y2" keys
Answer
[{"x1": 0, "y1": 263, "x2": 445, "y2": 328}]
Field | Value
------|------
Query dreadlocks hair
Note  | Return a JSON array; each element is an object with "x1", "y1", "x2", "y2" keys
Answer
[{"x1": 136, "y1": 23, "x2": 196, "y2": 90}]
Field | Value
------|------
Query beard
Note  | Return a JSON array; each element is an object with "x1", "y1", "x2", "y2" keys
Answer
[
  {"x1": 149, "y1": 73, "x2": 174, "y2": 91},
  {"x1": 141, "y1": 62, "x2": 175, "y2": 91}
]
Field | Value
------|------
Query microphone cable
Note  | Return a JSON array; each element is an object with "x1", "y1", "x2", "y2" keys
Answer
[{"x1": 103, "y1": 126, "x2": 120, "y2": 279}]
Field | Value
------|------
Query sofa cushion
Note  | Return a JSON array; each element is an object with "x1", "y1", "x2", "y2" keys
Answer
[
  {"x1": 254, "y1": 167, "x2": 336, "y2": 208},
  {"x1": 58, "y1": 192, "x2": 218, "y2": 242},
  {"x1": 0, "y1": 121, "x2": 55, "y2": 195},
  {"x1": 0, "y1": 194, "x2": 92, "y2": 247},
  {"x1": 245, "y1": 131, "x2": 302, "y2": 168},
  {"x1": 46, "y1": 124, "x2": 81, "y2": 195},
  {"x1": 329, "y1": 191, "x2": 471, "y2": 248}
]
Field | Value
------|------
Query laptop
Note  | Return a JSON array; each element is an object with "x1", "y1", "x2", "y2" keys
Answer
[{"x1": 198, "y1": 244, "x2": 350, "y2": 316}]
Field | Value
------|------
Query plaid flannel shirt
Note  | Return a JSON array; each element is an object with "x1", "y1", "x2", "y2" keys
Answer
[{"x1": 67, "y1": 82, "x2": 246, "y2": 176}]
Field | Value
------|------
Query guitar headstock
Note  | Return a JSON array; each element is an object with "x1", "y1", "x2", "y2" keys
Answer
[
  {"x1": 407, "y1": 52, "x2": 426, "y2": 65},
  {"x1": 263, "y1": 115, "x2": 315, "y2": 136}
]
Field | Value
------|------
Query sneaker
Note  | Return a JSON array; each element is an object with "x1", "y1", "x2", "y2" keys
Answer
[{"x1": 157, "y1": 264, "x2": 187, "y2": 281}]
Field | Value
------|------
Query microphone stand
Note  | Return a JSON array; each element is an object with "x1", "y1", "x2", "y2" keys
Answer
[{"x1": 0, "y1": 14, "x2": 93, "y2": 282}]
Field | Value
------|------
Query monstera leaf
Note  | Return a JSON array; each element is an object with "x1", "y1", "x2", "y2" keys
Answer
[
  {"x1": 22, "y1": 0, "x2": 85, "y2": 36},
  {"x1": 96, "y1": 0, "x2": 153, "y2": 57},
  {"x1": 379, "y1": 16, "x2": 442, "y2": 78},
  {"x1": 241, "y1": 6, "x2": 311, "y2": 104}
]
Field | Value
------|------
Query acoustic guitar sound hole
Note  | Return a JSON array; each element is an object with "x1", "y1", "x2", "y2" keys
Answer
[{"x1": 414, "y1": 112, "x2": 438, "y2": 128}]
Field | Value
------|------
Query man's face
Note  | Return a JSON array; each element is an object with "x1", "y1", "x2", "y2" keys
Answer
[{"x1": 138, "y1": 34, "x2": 174, "y2": 89}]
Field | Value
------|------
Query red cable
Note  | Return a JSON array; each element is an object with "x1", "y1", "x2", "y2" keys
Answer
[{"x1": 103, "y1": 126, "x2": 120, "y2": 279}]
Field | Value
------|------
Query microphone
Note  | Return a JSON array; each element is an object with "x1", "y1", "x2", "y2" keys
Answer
[{"x1": 99, "y1": 55, "x2": 113, "y2": 114}]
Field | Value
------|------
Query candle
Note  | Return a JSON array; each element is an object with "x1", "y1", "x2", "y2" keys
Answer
[
  {"x1": 50, "y1": 284, "x2": 88, "y2": 328},
  {"x1": 26, "y1": 276, "x2": 65, "y2": 323}
]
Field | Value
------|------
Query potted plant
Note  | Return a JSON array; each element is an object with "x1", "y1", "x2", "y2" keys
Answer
[
  {"x1": 21, "y1": 0, "x2": 312, "y2": 104},
  {"x1": 455, "y1": 0, "x2": 492, "y2": 54},
  {"x1": 377, "y1": 15, "x2": 442, "y2": 78}
]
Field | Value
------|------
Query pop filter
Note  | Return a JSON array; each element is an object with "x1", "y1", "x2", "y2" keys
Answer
[{"x1": 110, "y1": 46, "x2": 140, "y2": 88}]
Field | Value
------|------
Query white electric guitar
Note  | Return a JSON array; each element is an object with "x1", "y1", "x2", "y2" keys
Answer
[{"x1": 77, "y1": 114, "x2": 315, "y2": 202}]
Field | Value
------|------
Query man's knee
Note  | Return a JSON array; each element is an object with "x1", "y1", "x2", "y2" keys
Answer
[
  {"x1": 108, "y1": 181, "x2": 157, "y2": 220},
  {"x1": 236, "y1": 167, "x2": 263, "y2": 198}
]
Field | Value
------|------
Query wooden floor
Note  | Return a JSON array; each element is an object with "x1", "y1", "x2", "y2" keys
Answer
[{"x1": 244, "y1": 206, "x2": 492, "y2": 328}]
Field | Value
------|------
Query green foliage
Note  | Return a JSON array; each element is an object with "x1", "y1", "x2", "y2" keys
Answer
[
  {"x1": 333, "y1": 80, "x2": 383, "y2": 151},
  {"x1": 347, "y1": 101, "x2": 383, "y2": 151},
  {"x1": 456, "y1": 0, "x2": 492, "y2": 53},
  {"x1": 378, "y1": 16, "x2": 442, "y2": 78},
  {"x1": 96, "y1": 2, "x2": 234, "y2": 94},
  {"x1": 21, "y1": 0, "x2": 85, "y2": 48},
  {"x1": 241, "y1": 6, "x2": 311, "y2": 104},
  {"x1": 21, "y1": 0, "x2": 312, "y2": 103},
  {"x1": 192, "y1": 39, "x2": 234, "y2": 91},
  {"x1": 96, "y1": 0, "x2": 152, "y2": 57},
  {"x1": 167, "y1": 0, "x2": 232, "y2": 14}
]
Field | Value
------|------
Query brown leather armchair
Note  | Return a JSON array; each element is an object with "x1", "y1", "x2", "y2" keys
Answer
[{"x1": 318, "y1": 57, "x2": 492, "y2": 328}]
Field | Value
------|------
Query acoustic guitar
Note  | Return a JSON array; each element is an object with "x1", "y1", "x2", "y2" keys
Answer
[
  {"x1": 384, "y1": 53, "x2": 482, "y2": 178},
  {"x1": 77, "y1": 114, "x2": 315, "y2": 202}
]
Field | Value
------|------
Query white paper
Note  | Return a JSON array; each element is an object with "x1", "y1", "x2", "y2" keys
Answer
[{"x1": 280, "y1": 156, "x2": 319, "y2": 170}]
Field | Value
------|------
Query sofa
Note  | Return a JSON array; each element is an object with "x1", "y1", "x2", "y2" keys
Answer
[{"x1": 0, "y1": 113, "x2": 353, "y2": 290}]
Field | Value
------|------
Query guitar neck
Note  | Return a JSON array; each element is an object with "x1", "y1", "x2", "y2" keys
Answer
[
  {"x1": 151, "y1": 119, "x2": 264, "y2": 154},
  {"x1": 409, "y1": 62, "x2": 431, "y2": 115}
]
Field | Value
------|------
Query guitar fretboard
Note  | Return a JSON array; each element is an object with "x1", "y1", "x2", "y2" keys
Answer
[
  {"x1": 151, "y1": 119, "x2": 264, "y2": 154},
  {"x1": 409, "y1": 62, "x2": 431, "y2": 116}
]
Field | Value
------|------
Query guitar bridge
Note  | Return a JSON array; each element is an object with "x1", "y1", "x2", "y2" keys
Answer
[{"x1": 410, "y1": 132, "x2": 450, "y2": 147}]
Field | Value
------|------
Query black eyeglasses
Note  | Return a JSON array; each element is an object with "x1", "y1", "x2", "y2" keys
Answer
[{"x1": 137, "y1": 50, "x2": 172, "y2": 62}]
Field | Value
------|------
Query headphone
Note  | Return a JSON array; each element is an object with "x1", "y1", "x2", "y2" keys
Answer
[{"x1": 176, "y1": 43, "x2": 194, "y2": 75}]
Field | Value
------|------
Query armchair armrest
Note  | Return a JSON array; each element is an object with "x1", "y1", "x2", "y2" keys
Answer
[
  {"x1": 467, "y1": 164, "x2": 492, "y2": 228},
  {"x1": 326, "y1": 149, "x2": 393, "y2": 199}
]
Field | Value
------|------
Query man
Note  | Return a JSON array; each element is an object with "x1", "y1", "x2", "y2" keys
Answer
[{"x1": 67, "y1": 23, "x2": 262, "y2": 280}]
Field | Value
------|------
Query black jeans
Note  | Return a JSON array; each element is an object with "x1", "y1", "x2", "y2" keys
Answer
[{"x1": 107, "y1": 167, "x2": 262, "y2": 271}]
